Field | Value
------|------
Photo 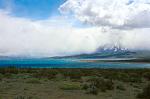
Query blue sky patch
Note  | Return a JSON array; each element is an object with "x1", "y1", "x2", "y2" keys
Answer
[{"x1": 0, "y1": 0, "x2": 66, "y2": 20}]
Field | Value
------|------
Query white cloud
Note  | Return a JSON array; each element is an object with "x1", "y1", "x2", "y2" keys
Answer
[
  {"x1": 0, "y1": 4, "x2": 150, "y2": 57},
  {"x1": 0, "y1": 10, "x2": 111, "y2": 57},
  {"x1": 59, "y1": 0, "x2": 150, "y2": 29}
]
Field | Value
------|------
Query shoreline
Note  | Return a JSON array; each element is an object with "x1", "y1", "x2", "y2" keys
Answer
[{"x1": 79, "y1": 58, "x2": 150, "y2": 63}]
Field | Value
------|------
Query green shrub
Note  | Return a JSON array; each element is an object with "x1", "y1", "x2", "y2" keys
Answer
[
  {"x1": 4, "y1": 73, "x2": 12, "y2": 78},
  {"x1": 33, "y1": 69, "x2": 58, "y2": 79},
  {"x1": 88, "y1": 77, "x2": 114, "y2": 92},
  {"x1": 62, "y1": 70, "x2": 83, "y2": 80},
  {"x1": 137, "y1": 83, "x2": 150, "y2": 99},
  {"x1": 132, "y1": 84, "x2": 141, "y2": 89},
  {"x1": 128, "y1": 73, "x2": 142, "y2": 83},
  {"x1": 116, "y1": 73, "x2": 129, "y2": 81},
  {"x1": 86, "y1": 84, "x2": 98, "y2": 95},
  {"x1": 14, "y1": 95, "x2": 33, "y2": 99},
  {"x1": 129, "y1": 77, "x2": 142, "y2": 83},
  {"x1": 26, "y1": 78, "x2": 41, "y2": 84},
  {"x1": 11, "y1": 74, "x2": 32, "y2": 79},
  {"x1": 116, "y1": 84, "x2": 126, "y2": 91},
  {"x1": 59, "y1": 82, "x2": 81, "y2": 90},
  {"x1": 143, "y1": 72, "x2": 150, "y2": 81},
  {"x1": 115, "y1": 73, "x2": 142, "y2": 83},
  {"x1": 82, "y1": 83, "x2": 89, "y2": 90},
  {"x1": 0, "y1": 73, "x2": 4, "y2": 81},
  {"x1": 81, "y1": 77, "x2": 114, "y2": 94},
  {"x1": 55, "y1": 73, "x2": 65, "y2": 81}
]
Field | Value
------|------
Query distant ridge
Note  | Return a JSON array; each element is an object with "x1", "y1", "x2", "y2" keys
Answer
[
  {"x1": 52, "y1": 41, "x2": 150, "y2": 59},
  {"x1": 53, "y1": 46, "x2": 136, "y2": 59}
]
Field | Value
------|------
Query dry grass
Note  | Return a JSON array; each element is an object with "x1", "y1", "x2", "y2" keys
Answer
[{"x1": 0, "y1": 68, "x2": 149, "y2": 99}]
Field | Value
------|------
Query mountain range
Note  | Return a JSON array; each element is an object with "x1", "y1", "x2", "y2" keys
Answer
[{"x1": 55, "y1": 46, "x2": 150, "y2": 61}]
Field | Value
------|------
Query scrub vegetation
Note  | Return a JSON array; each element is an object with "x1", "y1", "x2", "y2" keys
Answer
[{"x1": 0, "y1": 67, "x2": 150, "y2": 99}]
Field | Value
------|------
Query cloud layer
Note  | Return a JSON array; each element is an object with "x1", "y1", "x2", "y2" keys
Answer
[
  {"x1": 0, "y1": 10, "x2": 109, "y2": 57},
  {"x1": 59, "y1": 0, "x2": 150, "y2": 29},
  {"x1": 0, "y1": 0, "x2": 150, "y2": 57}
]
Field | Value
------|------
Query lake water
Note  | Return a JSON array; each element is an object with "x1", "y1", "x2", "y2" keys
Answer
[{"x1": 0, "y1": 58, "x2": 150, "y2": 68}]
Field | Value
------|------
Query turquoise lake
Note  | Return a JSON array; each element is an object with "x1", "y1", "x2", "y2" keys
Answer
[{"x1": 0, "y1": 58, "x2": 150, "y2": 69}]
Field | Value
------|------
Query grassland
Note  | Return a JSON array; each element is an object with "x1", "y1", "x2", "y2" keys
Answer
[{"x1": 0, "y1": 67, "x2": 150, "y2": 99}]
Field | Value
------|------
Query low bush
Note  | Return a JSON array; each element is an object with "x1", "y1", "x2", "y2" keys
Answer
[
  {"x1": 88, "y1": 77, "x2": 114, "y2": 92},
  {"x1": 0, "y1": 73, "x2": 4, "y2": 81},
  {"x1": 11, "y1": 74, "x2": 32, "y2": 79},
  {"x1": 137, "y1": 83, "x2": 150, "y2": 99},
  {"x1": 82, "y1": 83, "x2": 89, "y2": 90},
  {"x1": 143, "y1": 72, "x2": 150, "y2": 81},
  {"x1": 116, "y1": 84, "x2": 126, "y2": 91},
  {"x1": 54, "y1": 73, "x2": 65, "y2": 81},
  {"x1": 59, "y1": 82, "x2": 81, "y2": 90},
  {"x1": 86, "y1": 84, "x2": 98, "y2": 95},
  {"x1": 26, "y1": 78, "x2": 41, "y2": 84},
  {"x1": 62, "y1": 70, "x2": 83, "y2": 80},
  {"x1": 82, "y1": 77, "x2": 114, "y2": 94},
  {"x1": 33, "y1": 69, "x2": 58, "y2": 79},
  {"x1": 3, "y1": 73, "x2": 12, "y2": 78},
  {"x1": 14, "y1": 95, "x2": 33, "y2": 99}
]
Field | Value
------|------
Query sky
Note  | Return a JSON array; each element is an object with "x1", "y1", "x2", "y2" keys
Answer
[
  {"x1": 0, "y1": 0, "x2": 66, "y2": 19},
  {"x1": 0, "y1": 0, "x2": 150, "y2": 57}
]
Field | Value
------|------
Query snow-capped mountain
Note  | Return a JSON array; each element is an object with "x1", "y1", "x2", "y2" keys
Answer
[
  {"x1": 97, "y1": 45, "x2": 128, "y2": 53},
  {"x1": 57, "y1": 46, "x2": 137, "y2": 59}
]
